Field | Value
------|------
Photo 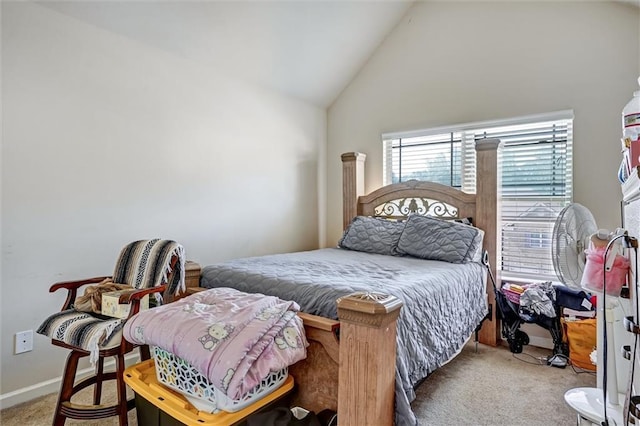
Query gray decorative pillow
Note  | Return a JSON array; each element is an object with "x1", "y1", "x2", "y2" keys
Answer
[
  {"x1": 397, "y1": 215, "x2": 481, "y2": 263},
  {"x1": 468, "y1": 228, "x2": 485, "y2": 262},
  {"x1": 339, "y1": 216, "x2": 405, "y2": 256},
  {"x1": 451, "y1": 217, "x2": 484, "y2": 262}
]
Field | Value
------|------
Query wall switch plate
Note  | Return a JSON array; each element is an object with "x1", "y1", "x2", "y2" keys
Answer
[{"x1": 15, "y1": 330, "x2": 33, "y2": 354}]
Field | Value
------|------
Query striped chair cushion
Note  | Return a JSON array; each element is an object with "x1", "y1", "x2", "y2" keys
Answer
[{"x1": 37, "y1": 310, "x2": 123, "y2": 363}]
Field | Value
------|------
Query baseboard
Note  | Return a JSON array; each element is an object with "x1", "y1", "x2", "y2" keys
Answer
[
  {"x1": 519, "y1": 322, "x2": 555, "y2": 350},
  {"x1": 499, "y1": 335, "x2": 555, "y2": 351},
  {"x1": 527, "y1": 335, "x2": 554, "y2": 350},
  {"x1": 0, "y1": 352, "x2": 140, "y2": 410}
]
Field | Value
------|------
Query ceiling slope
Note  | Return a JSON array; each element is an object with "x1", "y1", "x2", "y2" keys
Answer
[{"x1": 38, "y1": 1, "x2": 414, "y2": 107}]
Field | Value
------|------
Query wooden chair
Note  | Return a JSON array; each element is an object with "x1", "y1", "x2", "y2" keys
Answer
[{"x1": 37, "y1": 239, "x2": 185, "y2": 426}]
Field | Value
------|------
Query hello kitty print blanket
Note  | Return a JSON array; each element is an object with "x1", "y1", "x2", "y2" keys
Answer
[{"x1": 123, "y1": 287, "x2": 308, "y2": 399}]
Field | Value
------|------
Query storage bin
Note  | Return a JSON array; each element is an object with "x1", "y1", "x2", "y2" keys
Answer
[
  {"x1": 152, "y1": 346, "x2": 288, "y2": 414},
  {"x1": 123, "y1": 359, "x2": 294, "y2": 426},
  {"x1": 185, "y1": 261, "x2": 201, "y2": 288}
]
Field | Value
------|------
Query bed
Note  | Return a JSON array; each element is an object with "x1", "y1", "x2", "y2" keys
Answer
[
  {"x1": 200, "y1": 248, "x2": 486, "y2": 424},
  {"x1": 186, "y1": 138, "x2": 502, "y2": 426}
]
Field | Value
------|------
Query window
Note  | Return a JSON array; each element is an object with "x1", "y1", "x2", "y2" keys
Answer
[
  {"x1": 382, "y1": 111, "x2": 573, "y2": 281},
  {"x1": 526, "y1": 232, "x2": 550, "y2": 249}
]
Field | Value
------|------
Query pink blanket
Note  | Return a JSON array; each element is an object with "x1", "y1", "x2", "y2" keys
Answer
[{"x1": 123, "y1": 287, "x2": 308, "y2": 399}]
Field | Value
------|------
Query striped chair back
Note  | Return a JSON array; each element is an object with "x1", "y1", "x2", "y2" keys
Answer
[{"x1": 112, "y1": 239, "x2": 185, "y2": 295}]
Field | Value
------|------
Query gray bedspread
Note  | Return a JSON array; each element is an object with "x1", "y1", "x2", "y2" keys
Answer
[{"x1": 201, "y1": 248, "x2": 488, "y2": 426}]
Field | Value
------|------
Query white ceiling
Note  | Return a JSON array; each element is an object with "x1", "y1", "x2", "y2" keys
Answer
[{"x1": 38, "y1": 1, "x2": 414, "y2": 107}]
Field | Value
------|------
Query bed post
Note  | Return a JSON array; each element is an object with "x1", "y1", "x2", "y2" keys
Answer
[
  {"x1": 336, "y1": 293, "x2": 402, "y2": 426},
  {"x1": 474, "y1": 138, "x2": 502, "y2": 347},
  {"x1": 341, "y1": 152, "x2": 366, "y2": 230}
]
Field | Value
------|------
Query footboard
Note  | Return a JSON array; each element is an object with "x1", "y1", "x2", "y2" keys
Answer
[
  {"x1": 176, "y1": 286, "x2": 340, "y2": 412},
  {"x1": 289, "y1": 312, "x2": 340, "y2": 413},
  {"x1": 181, "y1": 286, "x2": 402, "y2": 425},
  {"x1": 290, "y1": 293, "x2": 403, "y2": 425}
]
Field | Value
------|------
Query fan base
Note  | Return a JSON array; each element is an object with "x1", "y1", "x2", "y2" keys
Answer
[{"x1": 564, "y1": 387, "x2": 624, "y2": 425}]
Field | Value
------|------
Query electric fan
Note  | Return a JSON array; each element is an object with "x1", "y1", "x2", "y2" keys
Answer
[
  {"x1": 554, "y1": 204, "x2": 627, "y2": 425},
  {"x1": 543, "y1": 204, "x2": 598, "y2": 367},
  {"x1": 551, "y1": 203, "x2": 598, "y2": 290}
]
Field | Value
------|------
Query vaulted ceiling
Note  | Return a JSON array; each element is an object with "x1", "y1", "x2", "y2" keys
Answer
[{"x1": 39, "y1": 1, "x2": 415, "y2": 107}]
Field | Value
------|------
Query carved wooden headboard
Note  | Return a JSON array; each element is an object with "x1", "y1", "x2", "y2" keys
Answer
[
  {"x1": 358, "y1": 179, "x2": 476, "y2": 221},
  {"x1": 341, "y1": 138, "x2": 502, "y2": 346}
]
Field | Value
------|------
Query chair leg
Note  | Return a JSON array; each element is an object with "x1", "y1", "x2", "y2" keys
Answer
[
  {"x1": 53, "y1": 350, "x2": 82, "y2": 426},
  {"x1": 140, "y1": 344, "x2": 151, "y2": 361},
  {"x1": 93, "y1": 356, "x2": 104, "y2": 405},
  {"x1": 115, "y1": 354, "x2": 129, "y2": 426}
]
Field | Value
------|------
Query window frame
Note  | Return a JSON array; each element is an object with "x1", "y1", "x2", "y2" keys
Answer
[{"x1": 382, "y1": 110, "x2": 574, "y2": 282}]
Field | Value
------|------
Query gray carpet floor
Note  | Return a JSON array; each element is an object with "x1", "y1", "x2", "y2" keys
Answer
[
  {"x1": 411, "y1": 342, "x2": 595, "y2": 425},
  {"x1": 0, "y1": 341, "x2": 595, "y2": 425}
]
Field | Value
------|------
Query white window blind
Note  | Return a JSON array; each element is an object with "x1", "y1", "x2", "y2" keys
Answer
[{"x1": 382, "y1": 111, "x2": 574, "y2": 281}]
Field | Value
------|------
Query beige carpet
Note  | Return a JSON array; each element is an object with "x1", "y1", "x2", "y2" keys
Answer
[
  {"x1": 0, "y1": 383, "x2": 138, "y2": 426},
  {"x1": 0, "y1": 341, "x2": 595, "y2": 425},
  {"x1": 412, "y1": 342, "x2": 596, "y2": 425}
]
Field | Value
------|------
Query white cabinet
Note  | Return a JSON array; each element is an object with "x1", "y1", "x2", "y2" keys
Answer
[
  {"x1": 622, "y1": 166, "x2": 640, "y2": 421},
  {"x1": 622, "y1": 167, "x2": 640, "y2": 228}
]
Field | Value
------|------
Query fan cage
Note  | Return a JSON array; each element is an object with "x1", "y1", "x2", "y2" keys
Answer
[{"x1": 551, "y1": 203, "x2": 597, "y2": 289}]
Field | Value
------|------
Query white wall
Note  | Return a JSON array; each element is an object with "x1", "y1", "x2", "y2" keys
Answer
[
  {"x1": 327, "y1": 1, "x2": 640, "y2": 245},
  {"x1": 1, "y1": 2, "x2": 326, "y2": 403}
]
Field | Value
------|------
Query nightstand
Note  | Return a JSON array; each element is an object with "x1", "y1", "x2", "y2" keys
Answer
[
  {"x1": 172, "y1": 261, "x2": 201, "y2": 301},
  {"x1": 185, "y1": 260, "x2": 201, "y2": 289}
]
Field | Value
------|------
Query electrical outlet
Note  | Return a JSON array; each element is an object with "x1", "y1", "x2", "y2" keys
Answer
[{"x1": 15, "y1": 330, "x2": 33, "y2": 354}]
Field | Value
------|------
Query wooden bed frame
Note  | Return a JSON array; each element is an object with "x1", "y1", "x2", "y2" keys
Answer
[{"x1": 186, "y1": 138, "x2": 501, "y2": 425}]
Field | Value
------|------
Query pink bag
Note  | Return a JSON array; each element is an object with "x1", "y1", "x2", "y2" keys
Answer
[{"x1": 580, "y1": 247, "x2": 630, "y2": 296}]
